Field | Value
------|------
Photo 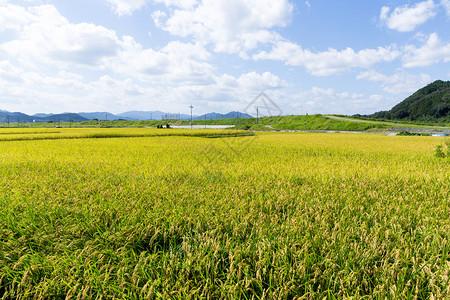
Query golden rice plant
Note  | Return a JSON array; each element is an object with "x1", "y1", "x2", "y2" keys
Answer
[{"x1": 0, "y1": 130, "x2": 449, "y2": 299}]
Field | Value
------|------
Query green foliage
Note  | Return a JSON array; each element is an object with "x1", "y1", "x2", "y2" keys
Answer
[
  {"x1": 435, "y1": 139, "x2": 450, "y2": 158},
  {"x1": 447, "y1": 140, "x2": 450, "y2": 157},
  {"x1": 265, "y1": 115, "x2": 389, "y2": 131},
  {"x1": 247, "y1": 124, "x2": 271, "y2": 130},
  {"x1": 182, "y1": 115, "x2": 388, "y2": 131},
  {"x1": 369, "y1": 80, "x2": 450, "y2": 122},
  {"x1": 397, "y1": 131, "x2": 431, "y2": 136},
  {"x1": 435, "y1": 144, "x2": 446, "y2": 158}
]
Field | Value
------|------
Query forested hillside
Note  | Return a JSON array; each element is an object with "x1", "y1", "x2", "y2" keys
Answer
[{"x1": 368, "y1": 80, "x2": 450, "y2": 122}]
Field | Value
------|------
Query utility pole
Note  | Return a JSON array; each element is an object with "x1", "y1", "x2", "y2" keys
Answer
[
  {"x1": 7, "y1": 115, "x2": 9, "y2": 127},
  {"x1": 236, "y1": 111, "x2": 239, "y2": 129},
  {"x1": 256, "y1": 106, "x2": 259, "y2": 125},
  {"x1": 205, "y1": 113, "x2": 207, "y2": 129},
  {"x1": 69, "y1": 114, "x2": 72, "y2": 128},
  {"x1": 189, "y1": 105, "x2": 194, "y2": 129}
]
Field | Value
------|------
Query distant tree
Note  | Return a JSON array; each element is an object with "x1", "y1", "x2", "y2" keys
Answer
[
  {"x1": 432, "y1": 103, "x2": 450, "y2": 118},
  {"x1": 392, "y1": 109, "x2": 409, "y2": 120}
]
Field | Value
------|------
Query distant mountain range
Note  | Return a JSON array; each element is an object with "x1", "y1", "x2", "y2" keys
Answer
[
  {"x1": 194, "y1": 111, "x2": 252, "y2": 120},
  {"x1": 0, "y1": 111, "x2": 87, "y2": 123},
  {"x1": 0, "y1": 110, "x2": 253, "y2": 123}
]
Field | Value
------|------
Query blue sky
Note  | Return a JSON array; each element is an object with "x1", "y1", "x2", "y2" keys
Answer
[{"x1": 0, "y1": 0, "x2": 449, "y2": 116}]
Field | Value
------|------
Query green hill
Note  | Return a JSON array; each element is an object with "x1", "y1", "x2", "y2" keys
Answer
[
  {"x1": 181, "y1": 114, "x2": 389, "y2": 131},
  {"x1": 369, "y1": 80, "x2": 450, "y2": 122}
]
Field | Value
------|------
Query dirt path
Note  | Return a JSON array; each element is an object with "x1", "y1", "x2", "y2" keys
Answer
[{"x1": 324, "y1": 115, "x2": 378, "y2": 123}]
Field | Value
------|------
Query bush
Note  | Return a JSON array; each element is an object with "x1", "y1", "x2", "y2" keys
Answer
[
  {"x1": 435, "y1": 139, "x2": 450, "y2": 158},
  {"x1": 398, "y1": 131, "x2": 431, "y2": 136}
]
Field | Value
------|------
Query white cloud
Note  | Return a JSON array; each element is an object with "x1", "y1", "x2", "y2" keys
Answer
[
  {"x1": 380, "y1": 0, "x2": 436, "y2": 32},
  {"x1": 0, "y1": 2, "x2": 288, "y2": 114},
  {"x1": 107, "y1": 38, "x2": 215, "y2": 85},
  {"x1": 171, "y1": 72, "x2": 288, "y2": 113},
  {"x1": 357, "y1": 70, "x2": 431, "y2": 94},
  {"x1": 441, "y1": 0, "x2": 450, "y2": 17},
  {"x1": 0, "y1": 2, "x2": 40, "y2": 32},
  {"x1": 0, "y1": 3, "x2": 215, "y2": 85},
  {"x1": 217, "y1": 72, "x2": 287, "y2": 91},
  {"x1": 290, "y1": 87, "x2": 389, "y2": 115},
  {"x1": 105, "y1": 0, "x2": 147, "y2": 16},
  {"x1": 153, "y1": 0, "x2": 197, "y2": 9},
  {"x1": 253, "y1": 41, "x2": 401, "y2": 76},
  {"x1": 158, "y1": 71, "x2": 287, "y2": 109},
  {"x1": 151, "y1": 10, "x2": 167, "y2": 27},
  {"x1": 236, "y1": 72, "x2": 287, "y2": 90},
  {"x1": 0, "y1": 62, "x2": 94, "y2": 113},
  {"x1": 402, "y1": 33, "x2": 450, "y2": 67},
  {"x1": 0, "y1": 60, "x2": 89, "y2": 94},
  {"x1": 0, "y1": 60, "x2": 24, "y2": 83},
  {"x1": 152, "y1": 0, "x2": 293, "y2": 57},
  {"x1": 0, "y1": 4, "x2": 122, "y2": 68}
]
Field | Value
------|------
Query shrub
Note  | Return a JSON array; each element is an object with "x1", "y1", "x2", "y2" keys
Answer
[
  {"x1": 435, "y1": 145, "x2": 446, "y2": 158},
  {"x1": 435, "y1": 139, "x2": 450, "y2": 158}
]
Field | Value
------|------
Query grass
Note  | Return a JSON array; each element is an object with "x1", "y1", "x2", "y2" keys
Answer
[
  {"x1": 258, "y1": 115, "x2": 390, "y2": 131},
  {"x1": 4, "y1": 114, "x2": 449, "y2": 132},
  {"x1": 0, "y1": 129, "x2": 449, "y2": 298},
  {"x1": 181, "y1": 115, "x2": 391, "y2": 131},
  {"x1": 350, "y1": 115, "x2": 450, "y2": 129}
]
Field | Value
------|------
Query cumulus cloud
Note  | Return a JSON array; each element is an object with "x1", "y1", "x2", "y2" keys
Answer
[
  {"x1": 0, "y1": 2, "x2": 35, "y2": 31},
  {"x1": 152, "y1": 0, "x2": 293, "y2": 56},
  {"x1": 380, "y1": 0, "x2": 436, "y2": 32},
  {"x1": 253, "y1": 41, "x2": 401, "y2": 76},
  {"x1": 105, "y1": 0, "x2": 148, "y2": 16},
  {"x1": 0, "y1": 60, "x2": 24, "y2": 83},
  {"x1": 109, "y1": 39, "x2": 215, "y2": 85},
  {"x1": 441, "y1": 0, "x2": 450, "y2": 17},
  {"x1": 153, "y1": 0, "x2": 197, "y2": 9},
  {"x1": 290, "y1": 87, "x2": 389, "y2": 115},
  {"x1": 402, "y1": 33, "x2": 450, "y2": 67},
  {"x1": 0, "y1": 2, "x2": 217, "y2": 86},
  {"x1": 218, "y1": 72, "x2": 287, "y2": 91},
  {"x1": 0, "y1": 62, "x2": 94, "y2": 113},
  {"x1": 357, "y1": 70, "x2": 431, "y2": 94},
  {"x1": 0, "y1": 2, "x2": 290, "y2": 114},
  {"x1": 0, "y1": 5, "x2": 122, "y2": 67}
]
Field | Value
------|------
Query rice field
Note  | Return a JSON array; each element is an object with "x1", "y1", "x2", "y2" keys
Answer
[{"x1": 0, "y1": 128, "x2": 449, "y2": 299}]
